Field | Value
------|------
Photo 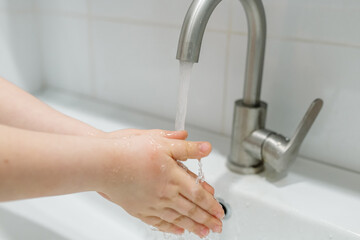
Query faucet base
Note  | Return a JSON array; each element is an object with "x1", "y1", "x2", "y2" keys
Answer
[
  {"x1": 227, "y1": 100, "x2": 267, "y2": 174},
  {"x1": 226, "y1": 160, "x2": 264, "y2": 174}
]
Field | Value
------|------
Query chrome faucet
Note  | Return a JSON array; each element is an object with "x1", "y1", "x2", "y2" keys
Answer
[{"x1": 176, "y1": 0, "x2": 323, "y2": 174}]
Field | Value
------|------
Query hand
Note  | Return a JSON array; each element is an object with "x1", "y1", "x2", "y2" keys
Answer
[
  {"x1": 98, "y1": 129, "x2": 224, "y2": 238},
  {"x1": 102, "y1": 129, "x2": 216, "y2": 196}
]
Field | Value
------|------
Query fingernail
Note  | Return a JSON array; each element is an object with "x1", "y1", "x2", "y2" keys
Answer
[
  {"x1": 199, "y1": 142, "x2": 210, "y2": 153},
  {"x1": 165, "y1": 130, "x2": 184, "y2": 136},
  {"x1": 213, "y1": 225, "x2": 222, "y2": 233},
  {"x1": 200, "y1": 227, "x2": 209, "y2": 237},
  {"x1": 175, "y1": 228, "x2": 184, "y2": 235},
  {"x1": 216, "y1": 212, "x2": 224, "y2": 220}
]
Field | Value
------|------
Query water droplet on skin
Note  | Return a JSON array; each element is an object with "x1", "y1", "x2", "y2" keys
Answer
[
  {"x1": 147, "y1": 136, "x2": 162, "y2": 150},
  {"x1": 87, "y1": 131, "x2": 96, "y2": 136},
  {"x1": 160, "y1": 164, "x2": 167, "y2": 173}
]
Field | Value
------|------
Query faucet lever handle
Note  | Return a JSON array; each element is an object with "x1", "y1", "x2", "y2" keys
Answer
[
  {"x1": 288, "y1": 98, "x2": 323, "y2": 154},
  {"x1": 262, "y1": 98, "x2": 323, "y2": 173}
]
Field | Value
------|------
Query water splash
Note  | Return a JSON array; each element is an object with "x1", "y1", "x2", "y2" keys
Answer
[
  {"x1": 174, "y1": 61, "x2": 205, "y2": 184},
  {"x1": 149, "y1": 61, "x2": 216, "y2": 240},
  {"x1": 196, "y1": 159, "x2": 205, "y2": 184},
  {"x1": 148, "y1": 230, "x2": 220, "y2": 240}
]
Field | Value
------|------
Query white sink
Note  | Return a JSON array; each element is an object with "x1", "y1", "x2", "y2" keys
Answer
[
  {"x1": 0, "y1": 207, "x2": 67, "y2": 240},
  {"x1": 1, "y1": 90, "x2": 359, "y2": 240}
]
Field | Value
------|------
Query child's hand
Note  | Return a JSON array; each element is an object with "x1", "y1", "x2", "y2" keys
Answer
[{"x1": 98, "y1": 130, "x2": 224, "y2": 238}]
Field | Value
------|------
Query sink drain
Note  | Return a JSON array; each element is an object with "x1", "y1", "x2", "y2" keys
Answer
[{"x1": 216, "y1": 198, "x2": 231, "y2": 220}]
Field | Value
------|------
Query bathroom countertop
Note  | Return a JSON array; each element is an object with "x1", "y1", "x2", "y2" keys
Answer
[{"x1": 1, "y1": 89, "x2": 360, "y2": 239}]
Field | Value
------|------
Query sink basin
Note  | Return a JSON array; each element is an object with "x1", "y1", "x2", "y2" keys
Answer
[
  {"x1": 0, "y1": 207, "x2": 67, "y2": 240},
  {"x1": 210, "y1": 161, "x2": 360, "y2": 240},
  {"x1": 1, "y1": 90, "x2": 359, "y2": 240}
]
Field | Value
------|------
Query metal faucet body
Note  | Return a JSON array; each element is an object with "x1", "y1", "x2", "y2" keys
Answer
[
  {"x1": 177, "y1": 0, "x2": 266, "y2": 107},
  {"x1": 177, "y1": 0, "x2": 323, "y2": 174}
]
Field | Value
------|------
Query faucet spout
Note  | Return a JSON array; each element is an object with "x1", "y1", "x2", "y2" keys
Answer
[
  {"x1": 177, "y1": 0, "x2": 323, "y2": 175},
  {"x1": 176, "y1": 0, "x2": 266, "y2": 106}
]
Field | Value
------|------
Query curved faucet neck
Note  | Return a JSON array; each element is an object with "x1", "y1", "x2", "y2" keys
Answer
[{"x1": 176, "y1": 0, "x2": 266, "y2": 107}]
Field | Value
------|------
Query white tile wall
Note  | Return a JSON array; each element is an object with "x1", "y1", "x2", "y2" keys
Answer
[
  {"x1": 0, "y1": 0, "x2": 35, "y2": 12},
  {"x1": 92, "y1": 19, "x2": 227, "y2": 131},
  {"x1": 0, "y1": 0, "x2": 41, "y2": 92},
  {"x1": 226, "y1": 34, "x2": 360, "y2": 171},
  {"x1": 92, "y1": 20, "x2": 180, "y2": 119},
  {"x1": 40, "y1": 14, "x2": 91, "y2": 95},
  {"x1": 5, "y1": 0, "x2": 360, "y2": 173},
  {"x1": 232, "y1": 0, "x2": 360, "y2": 47},
  {"x1": 36, "y1": 0, "x2": 87, "y2": 15},
  {"x1": 89, "y1": 0, "x2": 230, "y2": 31}
]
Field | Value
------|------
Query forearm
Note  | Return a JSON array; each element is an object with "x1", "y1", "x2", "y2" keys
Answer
[
  {"x1": 0, "y1": 124, "x2": 107, "y2": 201},
  {"x1": 0, "y1": 78, "x2": 103, "y2": 137}
]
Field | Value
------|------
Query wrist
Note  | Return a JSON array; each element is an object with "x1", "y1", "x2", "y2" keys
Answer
[{"x1": 87, "y1": 138, "x2": 122, "y2": 193}]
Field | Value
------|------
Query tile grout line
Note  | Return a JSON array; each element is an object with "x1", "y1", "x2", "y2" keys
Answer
[
  {"x1": 35, "y1": 9, "x2": 360, "y2": 50},
  {"x1": 231, "y1": 31, "x2": 360, "y2": 49},
  {"x1": 36, "y1": 10, "x2": 230, "y2": 34}
]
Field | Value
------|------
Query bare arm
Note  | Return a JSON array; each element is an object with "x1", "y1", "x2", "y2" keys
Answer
[
  {"x1": 0, "y1": 77, "x2": 103, "y2": 136},
  {"x1": 0, "y1": 126, "x2": 223, "y2": 237},
  {"x1": 0, "y1": 124, "x2": 106, "y2": 200}
]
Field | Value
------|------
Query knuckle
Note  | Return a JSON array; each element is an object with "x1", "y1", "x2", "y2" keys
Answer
[
  {"x1": 190, "y1": 223, "x2": 202, "y2": 234},
  {"x1": 154, "y1": 220, "x2": 165, "y2": 228},
  {"x1": 142, "y1": 216, "x2": 159, "y2": 225},
  {"x1": 192, "y1": 188, "x2": 205, "y2": 202},
  {"x1": 202, "y1": 214, "x2": 214, "y2": 226},
  {"x1": 157, "y1": 184, "x2": 178, "y2": 201},
  {"x1": 160, "y1": 208, "x2": 179, "y2": 222},
  {"x1": 187, "y1": 205, "x2": 198, "y2": 217},
  {"x1": 185, "y1": 141, "x2": 191, "y2": 159},
  {"x1": 173, "y1": 215, "x2": 185, "y2": 225}
]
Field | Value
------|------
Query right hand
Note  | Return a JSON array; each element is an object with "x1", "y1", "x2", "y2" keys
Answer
[{"x1": 97, "y1": 129, "x2": 224, "y2": 238}]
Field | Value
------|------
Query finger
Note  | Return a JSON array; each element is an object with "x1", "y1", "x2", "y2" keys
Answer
[
  {"x1": 159, "y1": 210, "x2": 210, "y2": 238},
  {"x1": 97, "y1": 191, "x2": 112, "y2": 201},
  {"x1": 148, "y1": 129, "x2": 188, "y2": 140},
  {"x1": 177, "y1": 171, "x2": 224, "y2": 220},
  {"x1": 176, "y1": 161, "x2": 214, "y2": 195},
  {"x1": 201, "y1": 182, "x2": 215, "y2": 196},
  {"x1": 185, "y1": 169, "x2": 215, "y2": 195},
  {"x1": 170, "y1": 141, "x2": 212, "y2": 161},
  {"x1": 171, "y1": 196, "x2": 222, "y2": 234},
  {"x1": 163, "y1": 130, "x2": 188, "y2": 140},
  {"x1": 143, "y1": 216, "x2": 184, "y2": 235}
]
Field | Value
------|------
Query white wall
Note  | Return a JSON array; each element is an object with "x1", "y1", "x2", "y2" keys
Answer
[
  {"x1": 0, "y1": 0, "x2": 42, "y2": 92},
  {"x1": 5, "y1": 0, "x2": 360, "y2": 173}
]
